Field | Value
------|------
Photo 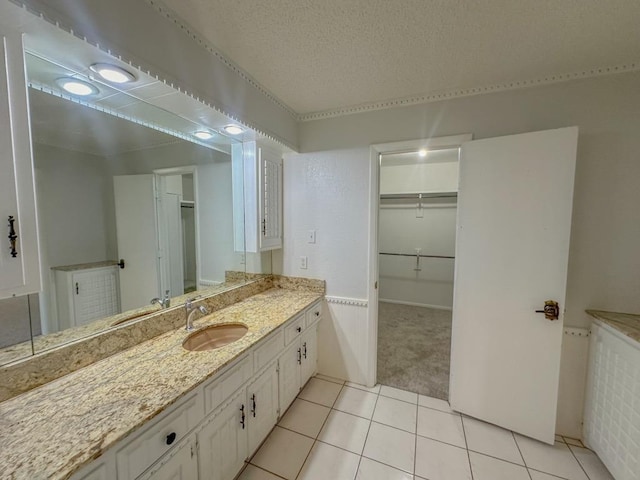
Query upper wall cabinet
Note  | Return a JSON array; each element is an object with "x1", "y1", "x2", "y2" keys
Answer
[
  {"x1": 233, "y1": 141, "x2": 283, "y2": 253},
  {"x1": 0, "y1": 30, "x2": 41, "y2": 299}
]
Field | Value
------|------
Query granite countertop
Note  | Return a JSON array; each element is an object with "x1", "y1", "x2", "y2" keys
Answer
[
  {"x1": 50, "y1": 260, "x2": 118, "y2": 271},
  {"x1": 0, "y1": 287, "x2": 322, "y2": 480},
  {"x1": 586, "y1": 309, "x2": 640, "y2": 344}
]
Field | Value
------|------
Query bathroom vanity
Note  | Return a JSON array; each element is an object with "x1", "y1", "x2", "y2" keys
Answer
[
  {"x1": 584, "y1": 310, "x2": 640, "y2": 480},
  {"x1": 0, "y1": 282, "x2": 324, "y2": 480}
]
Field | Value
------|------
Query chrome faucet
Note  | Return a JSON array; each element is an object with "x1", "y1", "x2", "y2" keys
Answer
[
  {"x1": 151, "y1": 290, "x2": 171, "y2": 309},
  {"x1": 185, "y1": 298, "x2": 208, "y2": 331}
]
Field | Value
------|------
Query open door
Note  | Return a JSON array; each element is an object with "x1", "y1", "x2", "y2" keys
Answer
[
  {"x1": 113, "y1": 175, "x2": 160, "y2": 311},
  {"x1": 450, "y1": 127, "x2": 578, "y2": 444}
]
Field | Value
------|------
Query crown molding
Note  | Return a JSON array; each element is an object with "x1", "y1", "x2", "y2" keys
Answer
[
  {"x1": 147, "y1": 0, "x2": 298, "y2": 120},
  {"x1": 298, "y1": 61, "x2": 640, "y2": 122}
]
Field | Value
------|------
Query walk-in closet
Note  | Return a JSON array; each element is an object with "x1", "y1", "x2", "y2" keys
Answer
[{"x1": 377, "y1": 147, "x2": 459, "y2": 399}]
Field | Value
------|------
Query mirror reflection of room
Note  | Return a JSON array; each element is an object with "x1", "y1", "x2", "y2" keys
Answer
[{"x1": 377, "y1": 147, "x2": 459, "y2": 399}]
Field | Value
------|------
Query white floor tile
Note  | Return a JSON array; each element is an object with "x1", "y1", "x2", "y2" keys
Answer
[
  {"x1": 373, "y1": 395, "x2": 417, "y2": 433},
  {"x1": 380, "y1": 385, "x2": 418, "y2": 404},
  {"x1": 278, "y1": 398, "x2": 330, "y2": 438},
  {"x1": 414, "y1": 436, "x2": 471, "y2": 480},
  {"x1": 462, "y1": 416, "x2": 524, "y2": 465},
  {"x1": 238, "y1": 464, "x2": 283, "y2": 480},
  {"x1": 356, "y1": 457, "x2": 413, "y2": 480},
  {"x1": 469, "y1": 451, "x2": 530, "y2": 480},
  {"x1": 333, "y1": 386, "x2": 378, "y2": 419},
  {"x1": 346, "y1": 381, "x2": 381, "y2": 393},
  {"x1": 297, "y1": 377, "x2": 343, "y2": 407},
  {"x1": 297, "y1": 441, "x2": 360, "y2": 480},
  {"x1": 250, "y1": 426, "x2": 314, "y2": 480},
  {"x1": 418, "y1": 394, "x2": 455, "y2": 413},
  {"x1": 315, "y1": 373, "x2": 345, "y2": 385},
  {"x1": 363, "y1": 422, "x2": 416, "y2": 474},
  {"x1": 417, "y1": 406, "x2": 466, "y2": 448},
  {"x1": 563, "y1": 436, "x2": 585, "y2": 447},
  {"x1": 317, "y1": 409, "x2": 371, "y2": 454},
  {"x1": 515, "y1": 435, "x2": 588, "y2": 480},
  {"x1": 569, "y1": 445, "x2": 615, "y2": 480},
  {"x1": 528, "y1": 470, "x2": 566, "y2": 479}
]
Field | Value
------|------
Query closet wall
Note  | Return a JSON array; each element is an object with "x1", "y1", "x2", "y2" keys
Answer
[{"x1": 378, "y1": 149, "x2": 459, "y2": 309}]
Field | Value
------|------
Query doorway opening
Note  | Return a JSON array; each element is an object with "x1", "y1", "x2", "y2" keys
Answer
[{"x1": 376, "y1": 147, "x2": 459, "y2": 399}]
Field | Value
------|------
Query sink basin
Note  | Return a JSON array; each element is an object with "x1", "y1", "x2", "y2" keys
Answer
[{"x1": 182, "y1": 323, "x2": 248, "y2": 352}]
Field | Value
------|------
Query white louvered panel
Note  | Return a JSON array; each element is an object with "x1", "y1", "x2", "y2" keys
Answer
[
  {"x1": 73, "y1": 267, "x2": 120, "y2": 326},
  {"x1": 584, "y1": 322, "x2": 640, "y2": 480}
]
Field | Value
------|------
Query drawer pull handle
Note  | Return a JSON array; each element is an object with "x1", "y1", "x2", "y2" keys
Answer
[
  {"x1": 315, "y1": 311, "x2": 320, "y2": 317},
  {"x1": 303, "y1": 342, "x2": 307, "y2": 359},
  {"x1": 251, "y1": 394, "x2": 257, "y2": 417},
  {"x1": 296, "y1": 326, "x2": 302, "y2": 333},
  {"x1": 297, "y1": 348, "x2": 302, "y2": 365},
  {"x1": 8, "y1": 216, "x2": 17, "y2": 258},
  {"x1": 240, "y1": 404, "x2": 246, "y2": 429},
  {"x1": 165, "y1": 432, "x2": 177, "y2": 445}
]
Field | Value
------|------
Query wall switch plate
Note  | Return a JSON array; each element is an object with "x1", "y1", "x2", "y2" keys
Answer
[
  {"x1": 300, "y1": 256, "x2": 308, "y2": 269},
  {"x1": 307, "y1": 230, "x2": 316, "y2": 244}
]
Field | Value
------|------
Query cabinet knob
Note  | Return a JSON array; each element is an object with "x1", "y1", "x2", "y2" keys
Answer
[
  {"x1": 296, "y1": 326, "x2": 302, "y2": 333},
  {"x1": 315, "y1": 311, "x2": 320, "y2": 317},
  {"x1": 165, "y1": 432, "x2": 177, "y2": 445}
]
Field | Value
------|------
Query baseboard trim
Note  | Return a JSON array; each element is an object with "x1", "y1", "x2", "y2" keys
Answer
[
  {"x1": 325, "y1": 296, "x2": 368, "y2": 307},
  {"x1": 379, "y1": 298, "x2": 452, "y2": 311}
]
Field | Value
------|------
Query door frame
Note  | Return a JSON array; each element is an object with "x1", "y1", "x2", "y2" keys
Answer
[
  {"x1": 365, "y1": 134, "x2": 472, "y2": 387},
  {"x1": 153, "y1": 166, "x2": 200, "y2": 295}
]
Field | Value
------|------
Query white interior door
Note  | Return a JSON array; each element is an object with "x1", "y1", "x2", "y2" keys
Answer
[
  {"x1": 113, "y1": 175, "x2": 159, "y2": 311},
  {"x1": 450, "y1": 127, "x2": 578, "y2": 444}
]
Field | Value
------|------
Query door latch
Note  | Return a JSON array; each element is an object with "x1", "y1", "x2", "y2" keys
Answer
[{"x1": 535, "y1": 300, "x2": 560, "y2": 321}]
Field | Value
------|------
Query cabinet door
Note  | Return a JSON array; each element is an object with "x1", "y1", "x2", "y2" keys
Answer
[
  {"x1": 0, "y1": 29, "x2": 40, "y2": 299},
  {"x1": 300, "y1": 326, "x2": 318, "y2": 387},
  {"x1": 198, "y1": 388, "x2": 248, "y2": 480},
  {"x1": 258, "y1": 148, "x2": 282, "y2": 251},
  {"x1": 247, "y1": 362, "x2": 279, "y2": 455},
  {"x1": 279, "y1": 341, "x2": 301, "y2": 414},
  {"x1": 140, "y1": 438, "x2": 197, "y2": 480}
]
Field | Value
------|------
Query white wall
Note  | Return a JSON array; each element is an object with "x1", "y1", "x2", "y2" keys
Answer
[{"x1": 284, "y1": 71, "x2": 640, "y2": 436}]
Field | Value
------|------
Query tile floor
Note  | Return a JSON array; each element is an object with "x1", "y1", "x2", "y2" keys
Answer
[{"x1": 239, "y1": 376, "x2": 614, "y2": 480}]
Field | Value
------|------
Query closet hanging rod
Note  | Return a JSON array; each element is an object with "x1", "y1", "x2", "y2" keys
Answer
[
  {"x1": 380, "y1": 192, "x2": 457, "y2": 200},
  {"x1": 379, "y1": 252, "x2": 455, "y2": 259}
]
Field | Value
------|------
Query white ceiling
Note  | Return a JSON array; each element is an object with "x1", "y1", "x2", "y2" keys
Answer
[{"x1": 159, "y1": 0, "x2": 640, "y2": 117}]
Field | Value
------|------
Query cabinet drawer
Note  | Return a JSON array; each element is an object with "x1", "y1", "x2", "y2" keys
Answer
[
  {"x1": 254, "y1": 329, "x2": 284, "y2": 372},
  {"x1": 116, "y1": 393, "x2": 203, "y2": 480},
  {"x1": 284, "y1": 314, "x2": 305, "y2": 345},
  {"x1": 305, "y1": 301, "x2": 323, "y2": 326},
  {"x1": 204, "y1": 354, "x2": 253, "y2": 414}
]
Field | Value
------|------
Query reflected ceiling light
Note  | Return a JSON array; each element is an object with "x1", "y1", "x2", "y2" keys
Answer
[
  {"x1": 418, "y1": 149, "x2": 428, "y2": 157},
  {"x1": 223, "y1": 124, "x2": 244, "y2": 135},
  {"x1": 194, "y1": 130, "x2": 214, "y2": 140},
  {"x1": 90, "y1": 63, "x2": 136, "y2": 84},
  {"x1": 56, "y1": 77, "x2": 99, "y2": 96}
]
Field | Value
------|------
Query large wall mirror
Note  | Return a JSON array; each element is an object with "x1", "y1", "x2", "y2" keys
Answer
[{"x1": 0, "y1": 28, "x2": 268, "y2": 366}]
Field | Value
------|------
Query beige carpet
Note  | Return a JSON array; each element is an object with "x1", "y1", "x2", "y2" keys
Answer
[{"x1": 377, "y1": 301, "x2": 452, "y2": 400}]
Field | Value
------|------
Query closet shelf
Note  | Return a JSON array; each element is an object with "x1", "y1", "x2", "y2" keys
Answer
[
  {"x1": 379, "y1": 252, "x2": 455, "y2": 260},
  {"x1": 380, "y1": 192, "x2": 457, "y2": 200}
]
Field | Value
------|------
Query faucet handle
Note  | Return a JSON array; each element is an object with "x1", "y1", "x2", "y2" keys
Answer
[
  {"x1": 164, "y1": 290, "x2": 170, "y2": 298},
  {"x1": 185, "y1": 297, "x2": 197, "y2": 309}
]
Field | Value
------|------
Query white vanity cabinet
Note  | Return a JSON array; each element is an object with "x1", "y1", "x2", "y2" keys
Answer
[
  {"x1": 233, "y1": 141, "x2": 283, "y2": 253},
  {"x1": 70, "y1": 299, "x2": 323, "y2": 480},
  {"x1": 0, "y1": 28, "x2": 40, "y2": 300},
  {"x1": 279, "y1": 311, "x2": 320, "y2": 414}
]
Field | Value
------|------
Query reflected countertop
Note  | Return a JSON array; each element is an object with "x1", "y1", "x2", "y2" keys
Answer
[
  {"x1": 0, "y1": 286, "x2": 323, "y2": 480},
  {"x1": 586, "y1": 309, "x2": 640, "y2": 344}
]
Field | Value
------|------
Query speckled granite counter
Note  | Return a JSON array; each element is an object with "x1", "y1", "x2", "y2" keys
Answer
[
  {"x1": 0, "y1": 287, "x2": 323, "y2": 480},
  {"x1": 586, "y1": 310, "x2": 640, "y2": 344}
]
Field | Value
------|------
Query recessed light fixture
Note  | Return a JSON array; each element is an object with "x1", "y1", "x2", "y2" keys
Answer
[
  {"x1": 56, "y1": 77, "x2": 99, "y2": 96},
  {"x1": 418, "y1": 149, "x2": 428, "y2": 157},
  {"x1": 90, "y1": 63, "x2": 136, "y2": 84},
  {"x1": 194, "y1": 130, "x2": 214, "y2": 140},
  {"x1": 223, "y1": 124, "x2": 244, "y2": 135}
]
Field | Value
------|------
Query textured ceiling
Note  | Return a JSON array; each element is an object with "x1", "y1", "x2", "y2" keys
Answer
[{"x1": 159, "y1": 0, "x2": 640, "y2": 116}]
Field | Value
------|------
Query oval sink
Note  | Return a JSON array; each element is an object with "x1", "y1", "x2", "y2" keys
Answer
[{"x1": 183, "y1": 323, "x2": 248, "y2": 352}]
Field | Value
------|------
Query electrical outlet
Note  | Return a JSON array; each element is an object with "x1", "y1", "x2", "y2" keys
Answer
[
  {"x1": 239, "y1": 253, "x2": 246, "y2": 265},
  {"x1": 300, "y1": 256, "x2": 308, "y2": 269},
  {"x1": 307, "y1": 230, "x2": 316, "y2": 244}
]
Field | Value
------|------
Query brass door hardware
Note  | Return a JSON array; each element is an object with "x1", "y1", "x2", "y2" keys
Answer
[{"x1": 535, "y1": 300, "x2": 560, "y2": 321}]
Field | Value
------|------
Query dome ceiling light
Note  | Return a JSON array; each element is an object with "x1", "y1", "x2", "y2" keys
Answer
[
  {"x1": 223, "y1": 124, "x2": 244, "y2": 135},
  {"x1": 90, "y1": 63, "x2": 136, "y2": 84},
  {"x1": 56, "y1": 77, "x2": 99, "y2": 96},
  {"x1": 193, "y1": 130, "x2": 214, "y2": 140}
]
